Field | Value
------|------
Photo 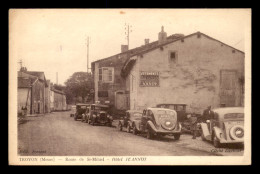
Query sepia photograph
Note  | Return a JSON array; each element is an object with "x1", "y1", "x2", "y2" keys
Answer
[{"x1": 9, "y1": 9, "x2": 251, "y2": 165}]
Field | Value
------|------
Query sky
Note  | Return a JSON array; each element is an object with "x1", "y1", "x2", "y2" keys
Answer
[{"x1": 10, "y1": 9, "x2": 250, "y2": 85}]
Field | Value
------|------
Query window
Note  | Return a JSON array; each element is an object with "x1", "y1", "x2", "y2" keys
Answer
[
  {"x1": 98, "y1": 91, "x2": 108, "y2": 97},
  {"x1": 98, "y1": 67, "x2": 114, "y2": 83},
  {"x1": 169, "y1": 51, "x2": 178, "y2": 64}
]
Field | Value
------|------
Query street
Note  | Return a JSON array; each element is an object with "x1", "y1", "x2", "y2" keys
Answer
[{"x1": 18, "y1": 111, "x2": 244, "y2": 156}]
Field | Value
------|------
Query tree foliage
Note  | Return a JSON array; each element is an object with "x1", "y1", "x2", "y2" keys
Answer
[{"x1": 64, "y1": 72, "x2": 93, "y2": 104}]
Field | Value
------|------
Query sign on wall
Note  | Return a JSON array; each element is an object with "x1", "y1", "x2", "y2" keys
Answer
[{"x1": 140, "y1": 71, "x2": 160, "y2": 87}]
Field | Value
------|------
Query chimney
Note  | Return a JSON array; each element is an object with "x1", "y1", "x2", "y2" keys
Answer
[
  {"x1": 144, "y1": 39, "x2": 150, "y2": 45},
  {"x1": 121, "y1": 45, "x2": 129, "y2": 53},
  {"x1": 158, "y1": 26, "x2": 167, "y2": 44}
]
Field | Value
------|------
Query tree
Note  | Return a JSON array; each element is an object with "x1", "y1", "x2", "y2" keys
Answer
[{"x1": 64, "y1": 72, "x2": 93, "y2": 104}]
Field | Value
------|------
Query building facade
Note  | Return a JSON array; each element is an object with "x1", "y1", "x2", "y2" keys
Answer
[
  {"x1": 52, "y1": 88, "x2": 67, "y2": 111},
  {"x1": 122, "y1": 31, "x2": 244, "y2": 114},
  {"x1": 91, "y1": 29, "x2": 184, "y2": 115}
]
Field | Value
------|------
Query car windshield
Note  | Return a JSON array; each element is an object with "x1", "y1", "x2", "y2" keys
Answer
[
  {"x1": 224, "y1": 113, "x2": 244, "y2": 119},
  {"x1": 156, "y1": 110, "x2": 175, "y2": 119}
]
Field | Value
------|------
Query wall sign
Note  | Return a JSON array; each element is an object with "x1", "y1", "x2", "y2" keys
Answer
[{"x1": 140, "y1": 71, "x2": 159, "y2": 87}]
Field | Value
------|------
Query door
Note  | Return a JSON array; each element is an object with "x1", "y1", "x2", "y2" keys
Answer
[
  {"x1": 115, "y1": 92, "x2": 127, "y2": 110},
  {"x1": 220, "y1": 70, "x2": 237, "y2": 107}
]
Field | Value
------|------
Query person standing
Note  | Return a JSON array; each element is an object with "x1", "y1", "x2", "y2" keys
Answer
[{"x1": 187, "y1": 113, "x2": 198, "y2": 139}]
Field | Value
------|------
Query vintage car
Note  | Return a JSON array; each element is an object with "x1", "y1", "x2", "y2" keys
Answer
[
  {"x1": 131, "y1": 108, "x2": 182, "y2": 140},
  {"x1": 87, "y1": 104, "x2": 113, "y2": 126},
  {"x1": 74, "y1": 103, "x2": 89, "y2": 121},
  {"x1": 117, "y1": 110, "x2": 143, "y2": 133},
  {"x1": 199, "y1": 107, "x2": 244, "y2": 148},
  {"x1": 70, "y1": 105, "x2": 76, "y2": 117},
  {"x1": 156, "y1": 104, "x2": 187, "y2": 122}
]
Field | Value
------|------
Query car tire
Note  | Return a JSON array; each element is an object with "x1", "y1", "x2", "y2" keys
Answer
[
  {"x1": 146, "y1": 129, "x2": 153, "y2": 139},
  {"x1": 88, "y1": 119, "x2": 91, "y2": 124},
  {"x1": 213, "y1": 134, "x2": 221, "y2": 148},
  {"x1": 74, "y1": 116, "x2": 77, "y2": 121},
  {"x1": 132, "y1": 125, "x2": 138, "y2": 135},
  {"x1": 126, "y1": 124, "x2": 131, "y2": 133},
  {"x1": 174, "y1": 134, "x2": 181, "y2": 140},
  {"x1": 91, "y1": 121, "x2": 95, "y2": 126}
]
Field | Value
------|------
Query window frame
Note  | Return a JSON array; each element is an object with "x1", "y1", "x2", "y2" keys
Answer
[
  {"x1": 98, "y1": 67, "x2": 114, "y2": 83},
  {"x1": 168, "y1": 51, "x2": 178, "y2": 64}
]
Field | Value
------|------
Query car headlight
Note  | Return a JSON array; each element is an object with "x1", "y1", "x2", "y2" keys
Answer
[
  {"x1": 206, "y1": 120, "x2": 210, "y2": 123},
  {"x1": 93, "y1": 115, "x2": 96, "y2": 118}
]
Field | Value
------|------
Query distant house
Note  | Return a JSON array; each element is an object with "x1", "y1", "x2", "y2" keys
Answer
[
  {"x1": 51, "y1": 88, "x2": 67, "y2": 111},
  {"x1": 18, "y1": 70, "x2": 48, "y2": 114}
]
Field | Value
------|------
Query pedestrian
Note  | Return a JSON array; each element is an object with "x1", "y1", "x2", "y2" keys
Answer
[
  {"x1": 202, "y1": 106, "x2": 214, "y2": 122},
  {"x1": 187, "y1": 113, "x2": 198, "y2": 139}
]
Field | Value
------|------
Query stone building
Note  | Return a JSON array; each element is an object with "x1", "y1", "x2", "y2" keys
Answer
[
  {"x1": 91, "y1": 29, "x2": 184, "y2": 116},
  {"x1": 121, "y1": 29, "x2": 244, "y2": 114}
]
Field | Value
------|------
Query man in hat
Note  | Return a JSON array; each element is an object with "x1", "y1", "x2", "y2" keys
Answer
[{"x1": 202, "y1": 106, "x2": 214, "y2": 122}]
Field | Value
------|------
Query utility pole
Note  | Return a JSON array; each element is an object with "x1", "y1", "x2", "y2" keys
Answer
[
  {"x1": 86, "y1": 36, "x2": 91, "y2": 73},
  {"x1": 124, "y1": 23, "x2": 132, "y2": 49}
]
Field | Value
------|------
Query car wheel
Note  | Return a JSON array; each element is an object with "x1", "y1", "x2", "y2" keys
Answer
[
  {"x1": 88, "y1": 119, "x2": 91, "y2": 124},
  {"x1": 118, "y1": 123, "x2": 122, "y2": 131},
  {"x1": 201, "y1": 131, "x2": 206, "y2": 141},
  {"x1": 74, "y1": 116, "x2": 77, "y2": 121},
  {"x1": 174, "y1": 134, "x2": 181, "y2": 140},
  {"x1": 126, "y1": 124, "x2": 131, "y2": 133},
  {"x1": 146, "y1": 129, "x2": 153, "y2": 139},
  {"x1": 91, "y1": 121, "x2": 95, "y2": 126},
  {"x1": 213, "y1": 134, "x2": 221, "y2": 148},
  {"x1": 132, "y1": 125, "x2": 138, "y2": 135}
]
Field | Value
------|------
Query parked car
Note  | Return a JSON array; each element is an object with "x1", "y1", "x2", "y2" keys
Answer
[
  {"x1": 117, "y1": 110, "x2": 143, "y2": 133},
  {"x1": 87, "y1": 104, "x2": 113, "y2": 126},
  {"x1": 131, "y1": 108, "x2": 182, "y2": 140},
  {"x1": 70, "y1": 105, "x2": 76, "y2": 117},
  {"x1": 199, "y1": 107, "x2": 244, "y2": 148},
  {"x1": 156, "y1": 104, "x2": 187, "y2": 122},
  {"x1": 74, "y1": 103, "x2": 89, "y2": 121}
]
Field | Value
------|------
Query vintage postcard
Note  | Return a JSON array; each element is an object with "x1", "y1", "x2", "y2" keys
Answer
[{"x1": 9, "y1": 9, "x2": 251, "y2": 165}]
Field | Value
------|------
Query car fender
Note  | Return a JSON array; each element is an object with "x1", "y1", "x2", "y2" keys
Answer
[
  {"x1": 200, "y1": 123, "x2": 211, "y2": 141},
  {"x1": 213, "y1": 126, "x2": 223, "y2": 140},
  {"x1": 146, "y1": 121, "x2": 157, "y2": 133}
]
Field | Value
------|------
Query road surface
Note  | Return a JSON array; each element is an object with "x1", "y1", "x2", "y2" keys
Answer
[{"x1": 18, "y1": 111, "x2": 243, "y2": 156}]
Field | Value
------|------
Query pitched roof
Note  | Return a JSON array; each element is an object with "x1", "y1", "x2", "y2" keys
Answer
[
  {"x1": 18, "y1": 77, "x2": 33, "y2": 88},
  {"x1": 91, "y1": 33, "x2": 185, "y2": 64},
  {"x1": 121, "y1": 31, "x2": 245, "y2": 77},
  {"x1": 51, "y1": 88, "x2": 65, "y2": 95},
  {"x1": 22, "y1": 71, "x2": 48, "y2": 87}
]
